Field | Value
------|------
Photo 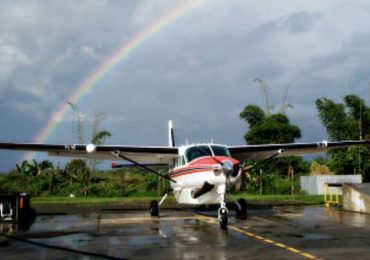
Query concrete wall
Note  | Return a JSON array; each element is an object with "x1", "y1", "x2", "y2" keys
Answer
[
  {"x1": 343, "y1": 183, "x2": 370, "y2": 214},
  {"x1": 300, "y1": 175, "x2": 362, "y2": 195}
]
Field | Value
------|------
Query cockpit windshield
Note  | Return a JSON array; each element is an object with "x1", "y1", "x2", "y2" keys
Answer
[
  {"x1": 185, "y1": 145, "x2": 230, "y2": 162},
  {"x1": 185, "y1": 145, "x2": 211, "y2": 162}
]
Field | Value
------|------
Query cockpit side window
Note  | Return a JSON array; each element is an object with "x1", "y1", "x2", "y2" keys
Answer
[
  {"x1": 185, "y1": 145, "x2": 212, "y2": 162},
  {"x1": 211, "y1": 145, "x2": 230, "y2": 157}
]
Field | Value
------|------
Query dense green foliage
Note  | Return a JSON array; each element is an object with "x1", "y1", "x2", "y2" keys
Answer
[
  {"x1": 240, "y1": 105, "x2": 301, "y2": 144},
  {"x1": 240, "y1": 102, "x2": 309, "y2": 179},
  {"x1": 0, "y1": 161, "x2": 169, "y2": 197},
  {"x1": 239, "y1": 103, "x2": 309, "y2": 195},
  {"x1": 1, "y1": 157, "x2": 301, "y2": 196},
  {"x1": 316, "y1": 95, "x2": 370, "y2": 180}
]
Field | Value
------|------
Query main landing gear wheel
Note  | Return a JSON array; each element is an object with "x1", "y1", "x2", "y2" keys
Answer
[
  {"x1": 150, "y1": 200, "x2": 159, "y2": 217},
  {"x1": 236, "y1": 198, "x2": 247, "y2": 220},
  {"x1": 219, "y1": 208, "x2": 228, "y2": 230}
]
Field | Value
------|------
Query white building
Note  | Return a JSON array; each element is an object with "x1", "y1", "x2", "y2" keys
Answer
[{"x1": 300, "y1": 175, "x2": 362, "y2": 195}]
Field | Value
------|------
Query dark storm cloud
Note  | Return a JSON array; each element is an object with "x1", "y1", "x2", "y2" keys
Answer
[{"x1": 281, "y1": 11, "x2": 321, "y2": 34}]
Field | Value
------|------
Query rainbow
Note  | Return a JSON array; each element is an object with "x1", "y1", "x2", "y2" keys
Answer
[{"x1": 24, "y1": 0, "x2": 209, "y2": 161}]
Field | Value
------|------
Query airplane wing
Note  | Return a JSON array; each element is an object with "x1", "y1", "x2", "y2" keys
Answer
[
  {"x1": 0, "y1": 143, "x2": 178, "y2": 165},
  {"x1": 228, "y1": 140, "x2": 370, "y2": 162}
]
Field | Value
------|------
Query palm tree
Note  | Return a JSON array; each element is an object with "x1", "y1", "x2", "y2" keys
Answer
[
  {"x1": 66, "y1": 104, "x2": 112, "y2": 195},
  {"x1": 65, "y1": 159, "x2": 91, "y2": 195},
  {"x1": 92, "y1": 130, "x2": 112, "y2": 145},
  {"x1": 38, "y1": 160, "x2": 54, "y2": 194},
  {"x1": 16, "y1": 160, "x2": 54, "y2": 195},
  {"x1": 16, "y1": 160, "x2": 32, "y2": 175},
  {"x1": 88, "y1": 117, "x2": 112, "y2": 195}
]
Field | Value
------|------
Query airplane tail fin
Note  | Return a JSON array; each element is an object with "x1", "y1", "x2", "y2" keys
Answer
[{"x1": 168, "y1": 120, "x2": 175, "y2": 147}]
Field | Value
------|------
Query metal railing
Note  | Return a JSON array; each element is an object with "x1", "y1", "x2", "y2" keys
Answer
[{"x1": 323, "y1": 183, "x2": 343, "y2": 208}]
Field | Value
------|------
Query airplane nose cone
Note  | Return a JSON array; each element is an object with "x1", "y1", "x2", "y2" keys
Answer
[{"x1": 222, "y1": 160, "x2": 234, "y2": 176}]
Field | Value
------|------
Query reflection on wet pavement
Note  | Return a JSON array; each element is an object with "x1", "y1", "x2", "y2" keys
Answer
[{"x1": 1, "y1": 207, "x2": 370, "y2": 259}]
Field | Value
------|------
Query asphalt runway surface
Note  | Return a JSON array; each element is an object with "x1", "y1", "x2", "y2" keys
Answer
[{"x1": 1, "y1": 206, "x2": 370, "y2": 259}]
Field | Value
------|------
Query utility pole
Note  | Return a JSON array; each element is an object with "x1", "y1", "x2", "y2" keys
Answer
[
  {"x1": 359, "y1": 103, "x2": 362, "y2": 176},
  {"x1": 289, "y1": 166, "x2": 294, "y2": 195},
  {"x1": 259, "y1": 169, "x2": 263, "y2": 195}
]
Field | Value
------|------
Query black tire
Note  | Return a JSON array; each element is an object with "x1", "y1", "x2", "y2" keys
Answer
[
  {"x1": 150, "y1": 200, "x2": 159, "y2": 217},
  {"x1": 220, "y1": 211, "x2": 228, "y2": 230},
  {"x1": 236, "y1": 198, "x2": 247, "y2": 219}
]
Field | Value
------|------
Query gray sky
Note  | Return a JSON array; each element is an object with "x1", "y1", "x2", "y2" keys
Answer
[{"x1": 1, "y1": 0, "x2": 370, "y2": 172}]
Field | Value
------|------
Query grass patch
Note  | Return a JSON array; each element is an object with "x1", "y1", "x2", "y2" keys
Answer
[
  {"x1": 32, "y1": 195, "x2": 179, "y2": 207},
  {"x1": 32, "y1": 196, "x2": 157, "y2": 205},
  {"x1": 32, "y1": 194, "x2": 324, "y2": 206}
]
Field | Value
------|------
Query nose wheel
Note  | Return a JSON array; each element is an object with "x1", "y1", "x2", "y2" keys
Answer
[
  {"x1": 218, "y1": 207, "x2": 228, "y2": 230},
  {"x1": 217, "y1": 183, "x2": 228, "y2": 230}
]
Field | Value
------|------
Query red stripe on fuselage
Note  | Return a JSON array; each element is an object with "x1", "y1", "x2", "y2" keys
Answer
[{"x1": 169, "y1": 156, "x2": 239, "y2": 178}]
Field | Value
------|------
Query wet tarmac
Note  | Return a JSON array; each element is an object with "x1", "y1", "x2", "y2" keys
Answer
[{"x1": 1, "y1": 206, "x2": 370, "y2": 259}]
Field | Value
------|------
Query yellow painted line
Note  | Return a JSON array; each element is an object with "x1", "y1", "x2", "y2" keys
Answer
[
  {"x1": 287, "y1": 247, "x2": 300, "y2": 253},
  {"x1": 275, "y1": 243, "x2": 287, "y2": 248},
  {"x1": 191, "y1": 212, "x2": 320, "y2": 260}
]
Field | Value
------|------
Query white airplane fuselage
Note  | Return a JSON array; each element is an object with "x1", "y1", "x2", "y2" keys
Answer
[{"x1": 168, "y1": 145, "x2": 242, "y2": 205}]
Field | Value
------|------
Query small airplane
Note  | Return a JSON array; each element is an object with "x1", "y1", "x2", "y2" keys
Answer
[{"x1": 1, "y1": 120, "x2": 370, "y2": 229}]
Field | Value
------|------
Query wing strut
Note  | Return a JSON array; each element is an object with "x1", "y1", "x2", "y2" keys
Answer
[
  {"x1": 111, "y1": 151, "x2": 176, "y2": 183},
  {"x1": 243, "y1": 149, "x2": 284, "y2": 172}
]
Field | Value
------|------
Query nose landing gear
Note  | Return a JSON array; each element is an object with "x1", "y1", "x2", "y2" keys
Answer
[
  {"x1": 218, "y1": 184, "x2": 229, "y2": 230},
  {"x1": 218, "y1": 207, "x2": 228, "y2": 230}
]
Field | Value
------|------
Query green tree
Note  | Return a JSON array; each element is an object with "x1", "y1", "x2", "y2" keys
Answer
[
  {"x1": 253, "y1": 78, "x2": 293, "y2": 116},
  {"x1": 89, "y1": 114, "x2": 112, "y2": 189},
  {"x1": 16, "y1": 159, "x2": 53, "y2": 177},
  {"x1": 68, "y1": 102, "x2": 85, "y2": 143},
  {"x1": 65, "y1": 159, "x2": 91, "y2": 195},
  {"x1": 14, "y1": 160, "x2": 54, "y2": 195},
  {"x1": 254, "y1": 78, "x2": 274, "y2": 116},
  {"x1": 240, "y1": 106, "x2": 301, "y2": 145},
  {"x1": 67, "y1": 103, "x2": 112, "y2": 194},
  {"x1": 16, "y1": 160, "x2": 33, "y2": 175},
  {"x1": 316, "y1": 95, "x2": 370, "y2": 180},
  {"x1": 239, "y1": 105, "x2": 265, "y2": 128},
  {"x1": 38, "y1": 160, "x2": 55, "y2": 194},
  {"x1": 91, "y1": 114, "x2": 112, "y2": 145},
  {"x1": 310, "y1": 158, "x2": 334, "y2": 176},
  {"x1": 239, "y1": 104, "x2": 307, "y2": 192}
]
